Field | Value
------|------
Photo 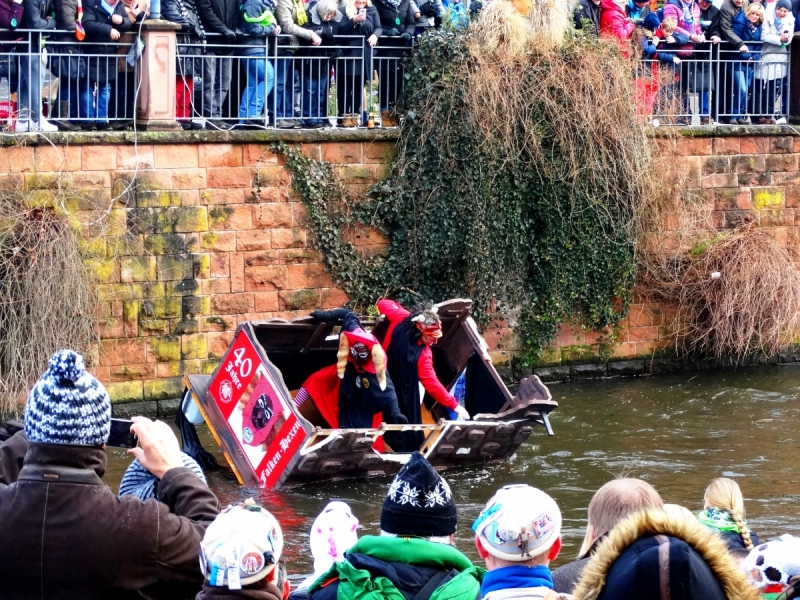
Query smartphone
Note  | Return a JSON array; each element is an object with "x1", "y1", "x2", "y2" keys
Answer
[
  {"x1": 358, "y1": 7, "x2": 366, "y2": 14},
  {"x1": 107, "y1": 418, "x2": 138, "y2": 448}
]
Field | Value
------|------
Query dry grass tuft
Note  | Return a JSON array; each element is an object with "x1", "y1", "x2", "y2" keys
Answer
[{"x1": 0, "y1": 195, "x2": 97, "y2": 418}]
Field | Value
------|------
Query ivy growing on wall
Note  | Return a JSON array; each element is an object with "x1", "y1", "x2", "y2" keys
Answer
[{"x1": 275, "y1": 9, "x2": 655, "y2": 364}]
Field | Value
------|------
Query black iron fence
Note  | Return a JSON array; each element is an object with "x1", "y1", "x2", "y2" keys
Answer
[
  {"x1": 635, "y1": 41, "x2": 792, "y2": 125},
  {"x1": 0, "y1": 29, "x2": 409, "y2": 132}
]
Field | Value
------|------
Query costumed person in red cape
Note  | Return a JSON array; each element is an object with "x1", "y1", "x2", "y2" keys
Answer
[
  {"x1": 294, "y1": 308, "x2": 408, "y2": 430},
  {"x1": 377, "y1": 299, "x2": 470, "y2": 453}
]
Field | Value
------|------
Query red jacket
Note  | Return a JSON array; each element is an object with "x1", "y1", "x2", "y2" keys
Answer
[
  {"x1": 600, "y1": 0, "x2": 634, "y2": 54},
  {"x1": 377, "y1": 299, "x2": 458, "y2": 410}
]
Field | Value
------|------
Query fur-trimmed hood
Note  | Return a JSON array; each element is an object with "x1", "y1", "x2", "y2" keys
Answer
[{"x1": 572, "y1": 510, "x2": 762, "y2": 600}]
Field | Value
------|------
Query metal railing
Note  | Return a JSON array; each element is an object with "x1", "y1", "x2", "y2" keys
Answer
[
  {"x1": 0, "y1": 29, "x2": 410, "y2": 132},
  {"x1": 636, "y1": 40, "x2": 791, "y2": 125}
]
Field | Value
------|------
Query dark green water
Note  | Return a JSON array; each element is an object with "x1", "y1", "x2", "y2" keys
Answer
[{"x1": 103, "y1": 365, "x2": 800, "y2": 579}]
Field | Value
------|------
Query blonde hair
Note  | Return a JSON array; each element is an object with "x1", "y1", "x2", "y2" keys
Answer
[
  {"x1": 343, "y1": 0, "x2": 372, "y2": 18},
  {"x1": 660, "y1": 15, "x2": 678, "y2": 34},
  {"x1": 577, "y1": 478, "x2": 664, "y2": 557},
  {"x1": 745, "y1": 3, "x2": 764, "y2": 23},
  {"x1": 703, "y1": 477, "x2": 754, "y2": 550}
]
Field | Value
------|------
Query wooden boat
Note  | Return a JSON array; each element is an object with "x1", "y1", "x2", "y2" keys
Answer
[{"x1": 183, "y1": 299, "x2": 558, "y2": 490}]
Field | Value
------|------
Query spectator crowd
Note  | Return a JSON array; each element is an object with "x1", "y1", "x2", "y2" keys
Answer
[
  {"x1": 0, "y1": 348, "x2": 799, "y2": 599},
  {"x1": 575, "y1": 0, "x2": 796, "y2": 124}
]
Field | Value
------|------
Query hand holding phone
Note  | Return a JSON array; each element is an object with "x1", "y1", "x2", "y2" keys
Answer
[{"x1": 127, "y1": 417, "x2": 183, "y2": 479}]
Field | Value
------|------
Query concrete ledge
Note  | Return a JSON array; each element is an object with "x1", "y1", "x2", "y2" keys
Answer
[
  {"x1": 649, "y1": 124, "x2": 799, "y2": 138},
  {"x1": 0, "y1": 128, "x2": 401, "y2": 147}
]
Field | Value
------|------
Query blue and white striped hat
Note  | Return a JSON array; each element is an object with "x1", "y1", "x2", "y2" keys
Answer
[
  {"x1": 24, "y1": 349, "x2": 111, "y2": 447},
  {"x1": 119, "y1": 453, "x2": 207, "y2": 501}
]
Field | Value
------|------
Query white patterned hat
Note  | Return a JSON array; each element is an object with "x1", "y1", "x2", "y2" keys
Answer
[{"x1": 380, "y1": 452, "x2": 457, "y2": 537}]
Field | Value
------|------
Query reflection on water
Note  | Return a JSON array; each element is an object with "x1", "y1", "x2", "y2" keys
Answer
[{"x1": 103, "y1": 365, "x2": 800, "y2": 578}]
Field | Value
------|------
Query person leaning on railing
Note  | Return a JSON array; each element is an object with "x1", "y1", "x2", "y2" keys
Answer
[
  {"x1": 753, "y1": 0, "x2": 794, "y2": 123},
  {"x1": 196, "y1": 0, "x2": 238, "y2": 129},
  {"x1": 729, "y1": 2, "x2": 764, "y2": 124},
  {"x1": 47, "y1": 0, "x2": 87, "y2": 131},
  {"x1": 698, "y1": 0, "x2": 722, "y2": 124},
  {"x1": 16, "y1": 0, "x2": 58, "y2": 131},
  {"x1": 663, "y1": 0, "x2": 709, "y2": 124},
  {"x1": 236, "y1": 0, "x2": 280, "y2": 128},
  {"x1": 274, "y1": 0, "x2": 321, "y2": 128},
  {"x1": 81, "y1": 0, "x2": 133, "y2": 129},
  {"x1": 162, "y1": 0, "x2": 207, "y2": 129},
  {"x1": 718, "y1": 0, "x2": 748, "y2": 123},
  {"x1": 371, "y1": 0, "x2": 415, "y2": 126},
  {"x1": 336, "y1": 0, "x2": 381, "y2": 127}
]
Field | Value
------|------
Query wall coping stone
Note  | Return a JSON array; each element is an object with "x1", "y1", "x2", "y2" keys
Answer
[
  {"x1": 649, "y1": 124, "x2": 800, "y2": 138},
  {"x1": 1, "y1": 128, "x2": 401, "y2": 147}
]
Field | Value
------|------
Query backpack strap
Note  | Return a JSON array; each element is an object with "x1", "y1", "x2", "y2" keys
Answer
[{"x1": 412, "y1": 568, "x2": 458, "y2": 600}]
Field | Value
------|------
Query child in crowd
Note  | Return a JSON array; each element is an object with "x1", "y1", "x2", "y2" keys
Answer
[
  {"x1": 641, "y1": 16, "x2": 691, "y2": 120},
  {"x1": 295, "y1": 501, "x2": 359, "y2": 591},
  {"x1": 742, "y1": 534, "x2": 800, "y2": 598},
  {"x1": 197, "y1": 499, "x2": 290, "y2": 600},
  {"x1": 698, "y1": 477, "x2": 760, "y2": 551}
]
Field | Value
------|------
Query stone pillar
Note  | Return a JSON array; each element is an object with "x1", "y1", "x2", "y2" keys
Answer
[{"x1": 137, "y1": 20, "x2": 181, "y2": 130}]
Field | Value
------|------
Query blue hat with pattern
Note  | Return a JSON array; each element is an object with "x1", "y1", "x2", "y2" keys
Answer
[
  {"x1": 119, "y1": 453, "x2": 207, "y2": 501},
  {"x1": 24, "y1": 349, "x2": 111, "y2": 446}
]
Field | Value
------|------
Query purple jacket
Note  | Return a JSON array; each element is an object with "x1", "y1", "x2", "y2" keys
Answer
[{"x1": 663, "y1": 0, "x2": 702, "y2": 35}]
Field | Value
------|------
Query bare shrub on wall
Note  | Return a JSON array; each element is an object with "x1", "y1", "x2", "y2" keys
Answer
[{"x1": 0, "y1": 193, "x2": 97, "y2": 419}]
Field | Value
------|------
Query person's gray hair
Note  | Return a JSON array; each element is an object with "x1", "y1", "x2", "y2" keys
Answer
[{"x1": 316, "y1": 0, "x2": 340, "y2": 18}]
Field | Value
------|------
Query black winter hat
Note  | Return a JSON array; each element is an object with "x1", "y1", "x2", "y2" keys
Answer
[
  {"x1": 598, "y1": 535, "x2": 728, "y2": 600},
  {"x1": 380, "y1": 452, "x2": 457, "y2": 538}
]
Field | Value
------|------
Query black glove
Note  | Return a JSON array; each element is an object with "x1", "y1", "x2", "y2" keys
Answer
[
  {"x1": 468, "y1": 0, "x2": 482, "y2": 13},
  {"x1": 419, "y1": 2, "x2": 438, "y2": 17},
  {"x1": 223, "y1": 28, "x2": 237, "y2": 41},
  {"x1": 433, "y1": 14, "x2": 442, "y2": 27},
  {"x1": 389, "y1": 411, "x2": 409, "y2": 425},
  {"x1": 309, "y1": 308, "x2": 352, "y2": 322},
  {"x1": 786, "y1": 576, "x2": 800, "y2": 600},
  {"x1": 401, "y1": 31, "x2": 412, "y2": 41},
  {"x1": 386, "y1": 27, "x2": 399, "y2": 36}
]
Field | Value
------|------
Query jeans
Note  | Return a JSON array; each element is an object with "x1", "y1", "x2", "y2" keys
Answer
[
  {"x1": 78, "y1": 81, "x2": 111, "y2": 122},
  {"x1": 732, "y1": 64, "x2": 753, "y2": 118},
  {"x1": 269, "y1": 52, "x2": 295, "y2": 118},
  {"x1": 202, "y1": 54, "x2": 232, "y2": 119},
  {"x1": 752, "y1": 77, "x2": 785, "y2": 116},
  {"x1": 239, "y1": 46, "x2": 274, "y2": 122},
  {"x1": 301, "y1": 59, "x2": 329, "y2": 120},
  {"x1": 18, "y1": 53, "x2": 42, "y2": 123}
]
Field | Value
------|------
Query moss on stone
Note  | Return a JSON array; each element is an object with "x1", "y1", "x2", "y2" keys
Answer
[
  {"x1": 182, "y1": 334, "x2": 208, "y2": 360},
  {"x1": 85, "y1": 258, "x2": 117, "y2": 283},
  {"x1": 136, "y1": 190, "x2": 182, "y2": 208},
  {"x1": 282, "y1": 289, "x2": 319, "y2": 310},
  {"x1": 150, "y1": 335, "x2": 181, "y2": 362},
  {"x1": 143, "y1": 377, "x2": 184, "y2": 402},
  {"x1": 175, "y1": 207, "x2": 209, "y2": 232},
  {"x1": 209, "y1": 206, "x2": 234, "y2": 226},
  {"x1": 107, "y1": 380, "x2": 144, "y2": 404},
  {"x1": 121, "y1": 255, "x2": 157, "y2": 282}
]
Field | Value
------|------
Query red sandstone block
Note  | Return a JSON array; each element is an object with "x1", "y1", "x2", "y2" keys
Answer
[
  {"x1": 254, "y1": 291, "x2": 279, "y2": 312},
  {"x1": 210, "y1": 205, "x2": 253, "y2": 231},
  {"x1": 628, "y1": 326, "x2": 659, "y2": 342},
  {"x1": 154, "y1": 144, "x2": 199, "y2": 169},
  {"x1": 243, "y1": 144, "x2": 278, "y2": 167},
  {"x1": 738, "y1": 171, "x2": 771, "y2": 186},
  {"x1": 713, "y1": 137, "x2": 741, "y2": 155},
  {"x1": 714, "y1": 187, "x2": 751, "y2": 211},
  {"x1": 765, "y1": 154, "x2": 797, "y2": 172},
  {"x1": 237, "y1": 230, "x2": 271, "y2": 251},
  {"x1": 244, "y1": 265, "x2": 288, "y2": 291},
  {"x1": 181, "y1": 190, "x2": 201, "y2": 207},
  {"x1": 253, "y1": 203, "x2": 293, "y2": 229},
  {"x1": 100, "y1": 338, "x2": 146, "y2": 366},
  {"x1": 0, "y1": 174, "x2": 23, "y2": 190},
  {"x1": 207, "y1": 331, "x2": 236, "y2": 358},
  {"x1": 202, "y1": 231, "x2": 237, "y2": 252},
  {"x1": 202, "y1": 278, "x2": 231, "y2": 294},
  {"x1": 207, "y1": 167, "x2": 252, "y2": 189},
  {"x1": 212, "y1": 292, "x2": 254, "y2": 314},
  {"x1": 628, "y1": 305, "x2": 656, "y2": 327},
  {"x1": 287, "y1": 263, "x2": 332, "y2": 289},
  {"x1": 271, "y1": 228, "x2": 306, "y2": 249},
  {"x1": 553, "y1": 323, "x2": 584, "y2": 346},
  {"x1": 769, "y1": 171, "x2": 800, "y2": 186},
  {"x1": 109, "y1": 362, "x2": 156, "y2": 382},
  {"x1": 770, "y1": 136, "x2": 793, "y2": 154},
  {"x1": 201, "y1": 315, "x2": 235, "y2": 332},
  {"x1": 171, "y1": 168, "x2": 208, "y2": 190},
  {"x1": 35, "y1": 146, "x2": 81, "y2": 171},
  {"x1": 81, "y1": 145, "x2": 117, "y2": 171},
  {"x1": 321, "y1": 287, "x2": 350, "y2": 308},
  {"x1": 8, "y1": 147, "x2": 34, "y2": 172},
  {"x1": 300, "y1": 144, "x2": 321, "y2": 161},
  {"x1": 741, "y1": 136, "x2": 770, "y2": 154},
  {"x1": 201, "y1": 188, "x2": 247, "y2": 205},
  {"x1": 363, "y1": 141, "x2": 398, "y2": 163},
  {"x1": 794, "y1": 137, "x2": 800, "y2": 153},
  {"x1": 292, "y1": 203, "x2": 308, "y2": 228},
  {"x1": 199, "y1": 143, "x2": 243, "y2": 168},
  {"x1": 785, "y1": 186, "x2": 800, "y2": 207},
  {"x1": 256, "y1": 165, "x2": 290, "y2": 186},
  {"x1": 98, "y1": 318, "x2": 125, "y2": 339},
  {"x1": 321, "y1": 142, "x2": 362, "y2": 164},
  {"x1": 209, "y1": 252, "x2": 229, "y2": 277},
  {"x1": 254, "y1": 187, "x2": 284, "y2": 203},
  {"x1": 230, "y1": 252, "x2": 245, "y2": 292},
  {"x1": 730, "y1": 154, "x2": 765, "y2": 173},
  {"x1": 701, "y1": 173, "x2": 737, "y2": 188},
  {"x1": 758, "y1": 208, "x2": 793, "y2": 227},
  {"x1": 118, "y1": 145, "x2": 155, "y2": 169},
  {"x1": 613, "y1": 341, "x2": 638, "y2": 358},
  {"x1": 73, "y1": 171, "x2": 112, "y2": 188},
  {"x1": 243, "y1": 250, "x2": 280, "y2": 267},
  {"x1": 119, "y1": 169, "x2": 172, "y2": 191},
  {"x1": 723, "y1": 209, "x2": 756, "y2": 228},
  {"x1": 764, "y1": 226, "x2": 790, "y2": 246}
]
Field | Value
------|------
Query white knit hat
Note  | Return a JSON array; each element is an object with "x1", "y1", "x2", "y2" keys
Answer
[
  {"x1": 200, "y1": 501, "x2": 284, "y2": 590},
  {"x1": 472, "y1": 484, "x2": 561, "y2": 561}
]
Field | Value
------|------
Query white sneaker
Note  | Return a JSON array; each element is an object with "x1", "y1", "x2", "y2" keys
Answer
[
  {"x1": 14, "y1": 119, "x2": 30, "y2": 132},
  {"x1": 36, "y1": 117, "x2": 58, "y2": 132}
]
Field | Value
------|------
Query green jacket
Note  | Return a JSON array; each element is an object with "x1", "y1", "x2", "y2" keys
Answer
[{"x1": 309, "y1": 535, "x2": 485, "y2": 600}]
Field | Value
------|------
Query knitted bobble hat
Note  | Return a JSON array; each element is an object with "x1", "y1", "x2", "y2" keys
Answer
[
  {"x1": 24, "y1": 349, "x2": 111, "y2": 446},
  {"x1": 119, "y1": 452, "x2": 207, "y2": 501},
  {"x1": 200, "y1": 502, "x2": 284, "y2": 590},
  {"x1": 380, "y1": 452, "x2": 457, "y2": 538},
  {"x1": 776, "y1": 0, "x2": 792, "y2": 12},
  {"x1": 473, "y1": 484, "x2": 562, "y2": 561}
]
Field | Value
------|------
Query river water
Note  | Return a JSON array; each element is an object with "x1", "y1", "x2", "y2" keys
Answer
[{"x1": 103, "y1": 365, "x2": 800, "y2": 577}]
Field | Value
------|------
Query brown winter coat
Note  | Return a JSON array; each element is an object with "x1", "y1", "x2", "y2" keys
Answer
[
  {"x1": 572, "y1": 510, "x2": 762, "y2": 600},
  {"x1": 0, "y1": 432, "x2": 220, "y2": 600}
]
